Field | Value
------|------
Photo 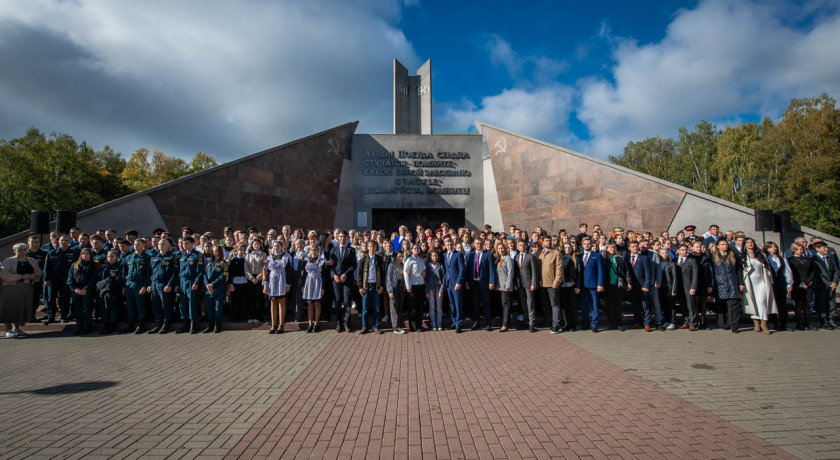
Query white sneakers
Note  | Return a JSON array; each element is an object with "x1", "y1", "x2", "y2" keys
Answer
[{"x1": 4, "y1": 330, "x2": 16, "y2": 338}]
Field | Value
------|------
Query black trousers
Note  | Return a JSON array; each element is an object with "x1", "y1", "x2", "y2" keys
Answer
[
  {"x1": 604, "y1": 284, "x2": 625, "y2": 328},
  {"x1": 771, "y1": 284, "x2": 788, "y2": 329},
  {"x1": 719, "y1": 298, "x2": 742, "y2": 331},
  {"x1": 559, "y1": 286, "x2": 578, "y2": 330},
  {"x1": 814, "y1": 286, "x2": 833, "y2": 324},
  {"x1": 246, "y1": 282, "x2": 264, "y2": 320},
  {"x1": 333, "y1": 281, "x2": 353, "y2": 326},
  {"x1": 407, "y1": 284, "x2": 426, "y2": 330},
  {"x1": 230, "y1": 282, "x2": 247, "y2": 321}
]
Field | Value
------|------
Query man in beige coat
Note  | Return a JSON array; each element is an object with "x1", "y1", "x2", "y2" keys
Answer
[{"x1": 537, "y1": 236, "x2": 565, "y2": 333}]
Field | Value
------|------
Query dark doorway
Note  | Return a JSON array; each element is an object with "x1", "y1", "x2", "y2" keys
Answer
[{"x1": 372, "y1": 208, "x2": 465, "y2": 233}]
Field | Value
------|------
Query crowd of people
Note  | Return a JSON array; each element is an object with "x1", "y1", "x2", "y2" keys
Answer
[{"x1": 0, "y1": 221, "x2": 838, "y2": 338}]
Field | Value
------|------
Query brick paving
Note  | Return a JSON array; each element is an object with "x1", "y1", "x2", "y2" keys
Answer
[
  {"x1": 0, "y1": 330, "x2": 335, "y2": 459},
  {"x1": 564, "y1": 328, "x2": 840, "y2": 460},
  {"x1": 228, "y1": 329, "x2": 793, "y2": 459}
]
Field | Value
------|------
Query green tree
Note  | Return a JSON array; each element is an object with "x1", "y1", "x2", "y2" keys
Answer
[
  {"x1": 675, "y1": 120, "x2": 718, "y2": 194},
  {"x1": 773, "y1": 94, "x2": 840, "y2": 235},
  {"x1": 608, "y1": 136, "x2": 677, "y2": 182},
  {"x1": 189, "y1": 152, "x2": 218, "y2": 173},
  {"x1": 121, "y1": 148, "x2": 218, "y2": 191},
  {"x1": 0, "y1": 128, "x2": 128, "y2": 237}
]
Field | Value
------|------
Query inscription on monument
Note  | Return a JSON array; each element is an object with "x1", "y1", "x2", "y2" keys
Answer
[{"x1": 361, "y1": 150, "x2": 471, "y2": 195}]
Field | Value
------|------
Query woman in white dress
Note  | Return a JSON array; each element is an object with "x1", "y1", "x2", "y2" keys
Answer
[
  {"x1": 741, "y1": 238, "x2": 776, "y2": 334},
  {"x1": 301, "y1": 244, "x2": 326, "y2": 333},
  {"x1": 263, "y1": 239, "x2": 292, "y2": 334}
]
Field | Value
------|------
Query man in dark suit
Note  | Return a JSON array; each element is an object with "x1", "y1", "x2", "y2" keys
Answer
[
  {"x1": 575, "y1": 237, "x2": 605, "y2": 333},
  {"x1": 465, "y1": 239, "x2": 497, "y2": 330},
  {"x1": 812, "y1": 241, "x2": 839, "y2": 329},
  {"x1": 702, "y1": 224, "x2": 721, "y2": 248},
  {"x1": 674, "y1": 244, "x2": 700, "y2": 331},
  {"x1": 443, "y1": 238, "x2": 466, "y2": 332},
  {"x1": 514, "y1": 239, "x2": 538, "y2": 332},
  {"x1": 329, "y1": 229, "x2": 357, "y2": 332},
  {"x1": 625, "y1": 241, "x2": 654, "y2": 331}
]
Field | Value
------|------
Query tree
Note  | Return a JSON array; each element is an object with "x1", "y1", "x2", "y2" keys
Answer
[
  {"x1": 608, "y1": 136, "x2": 677, "y2": 182},
  {"x1": 189, "y1": 152, "x2": 218, "y2": 173},
  {"x1": 120, "y1": 148, "x2": 216, "y2": 191},
  {"x1": 610, "y1": 94, "x2": 840, "y2": 236},
  {"x1": 675, "y1": 120, "x2": 718, "y2": 194},
  {"x1": 773, "y1": 94, "x2": 840, "y2": 235},
  {"x1": 0, "y1": 128, "x2": 129, "y2": 237}
]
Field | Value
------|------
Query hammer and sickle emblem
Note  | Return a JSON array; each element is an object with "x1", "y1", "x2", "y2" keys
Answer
[
  {"x1": 493, "y1": 137, "x2": 507, "y2": 157},
  {"x1": 327, "y1": 138, "x2": 340, "y2": 155}
]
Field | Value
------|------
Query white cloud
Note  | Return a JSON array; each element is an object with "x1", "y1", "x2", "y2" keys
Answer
[
  {"x1": 0, "y1": 0, "x2": 419, "y2": 160},
  {"x1": 439, "y1": 85, "x2": 580, "y2": 149},
  {"x1": 440, "y1": 0, "x2": 840, "y2": 160},
  {"x1": 577, "y1": 0, "x2": 840, "y2": 158}
]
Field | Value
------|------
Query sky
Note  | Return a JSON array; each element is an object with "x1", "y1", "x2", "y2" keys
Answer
[{"x1": 1, "y1": 0, "x2": 839, "y2": 161}]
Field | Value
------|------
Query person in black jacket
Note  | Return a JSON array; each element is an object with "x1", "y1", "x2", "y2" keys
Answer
[
  {"x1": 67, "y1": 248, "x2": 98, "y2": 335},
  {"x1": 689, "y1": 240, "x2": 714, "y2": 329},
  {"x1": 559, "y1": 242, "x2": 579, "y2": 331},
  {"x1": 710, "y1": 239, "x2": 745, "y2": 333},
  {"x1": 658, "y1": 249, "x2": 679, "y2": 331},
  {"x1": 788, "y1": 243, "x2": 815, "y2": 330},
  {"x1": 98, "y1": 250, "x2": 124, "y2": 334},
  {"x1": 674, "y1": 244, "x2": 699, "y2": 330},
  {"x1": 602, "y1": 243, "x2": 629, "y2": 331},
  {"x1": 763, "y1": 241, "x2": 792, "y2": 331},
  {"x1": 812, "y1": 241, "x2": 840, "y2": 330}
]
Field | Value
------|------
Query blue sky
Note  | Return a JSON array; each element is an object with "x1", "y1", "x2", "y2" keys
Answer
[{"x1": 0, "y1": 0, "x2": 838, "y2": 161}]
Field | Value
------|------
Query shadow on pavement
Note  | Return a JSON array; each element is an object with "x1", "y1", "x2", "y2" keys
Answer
[{"x1": 0, "y1": 381, "x2": 118, "y2": 395}]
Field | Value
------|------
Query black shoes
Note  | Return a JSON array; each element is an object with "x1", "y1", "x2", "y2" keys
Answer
[
  {"x1": 134, "y1": 324, "x2": 144, "y2": 334},
  {"x1": 190, "y1": 320, "x2": 198, "y2": 334},
  {"x1": 213, "y1": 320, "x2": 221, "y2": 333},
  {"x1": 147, "y1": 324, "x2": 162, "y2": 334},
  {"x1": 455, "y1": 327, "x2": 462, "y2": 333},
  {"x1": 337, "y1": 324, "x2": 346, "y2": 333},
  {"x1": 159, "y1": 323, "x2": 169, "y2": 334},
  {"x1": 176, "y1": 321, "x2": 190, "y2": 334},
  {"x1": 591, "y1": 327, "x2": 599, "y2": 333},
  {"x1": 470, "y1": 322, "x2": 480, "y2": 331},
  {"x1": 529, "y1": 326, "x2": 537, "y2": 333}
]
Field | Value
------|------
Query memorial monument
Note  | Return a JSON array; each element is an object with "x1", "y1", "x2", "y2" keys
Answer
[{"x1": 1, "y1": 58, "x2": 838, "y2": 253}]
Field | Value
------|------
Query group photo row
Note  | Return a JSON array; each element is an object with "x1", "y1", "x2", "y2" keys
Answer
[{"x1": 0, "y1": 221, "x2": 838, "y2": 338}]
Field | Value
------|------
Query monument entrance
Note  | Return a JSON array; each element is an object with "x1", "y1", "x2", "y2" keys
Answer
[{"x1": 371, "y1": 208, "x2": 465, "y2": 233}]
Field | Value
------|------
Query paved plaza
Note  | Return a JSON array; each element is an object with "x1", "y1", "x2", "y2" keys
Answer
[{"x1": 0, "y1": 325, "x2": 837, "y2": 459}]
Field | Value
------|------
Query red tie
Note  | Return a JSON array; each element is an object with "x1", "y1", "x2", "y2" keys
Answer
[
  {"x1": 584, "y1": 252, "x2": 589, "y2": 266},
  {"x1": 520, "y1": 254, "x2": 524, "y2": 265},
  {"x1": 632, "y1": 255, "x2": 636, "y2": 267}
]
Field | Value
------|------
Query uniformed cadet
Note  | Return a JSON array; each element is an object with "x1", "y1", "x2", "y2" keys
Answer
[
  {"x1": 177, "y1": 236, "x2": 204, "y2": 334},
  {"x1": 41, "y1": 231, "x2": 60, "y2": 252},
  {"x1": 90, "y1": 235, "x2": 109, "y2": 322},
  {"x1": 98, "y1": 250, "x2": 124, "y2": 334},
  {"x1": 203, "y1": 245, "x2": 228, "y2": 333},
  {"x1": 42, "y1": 235, "x2": 77, "y2": 324},
  {"x1": 26, "y1": 234, "x2": 47, "y2": 323},
  {"x1": 117, "y1": 239, "x2": 132, "y2": 262},
  {"x1": 66, "y1": 248, "x2": 98, "y2": 335},
  {"x1": 122, "y1": 239, "x2": 150, "y2": 334},
  {"x1": 147, "y1": 238, "x2": 179, "y2": 334}
]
